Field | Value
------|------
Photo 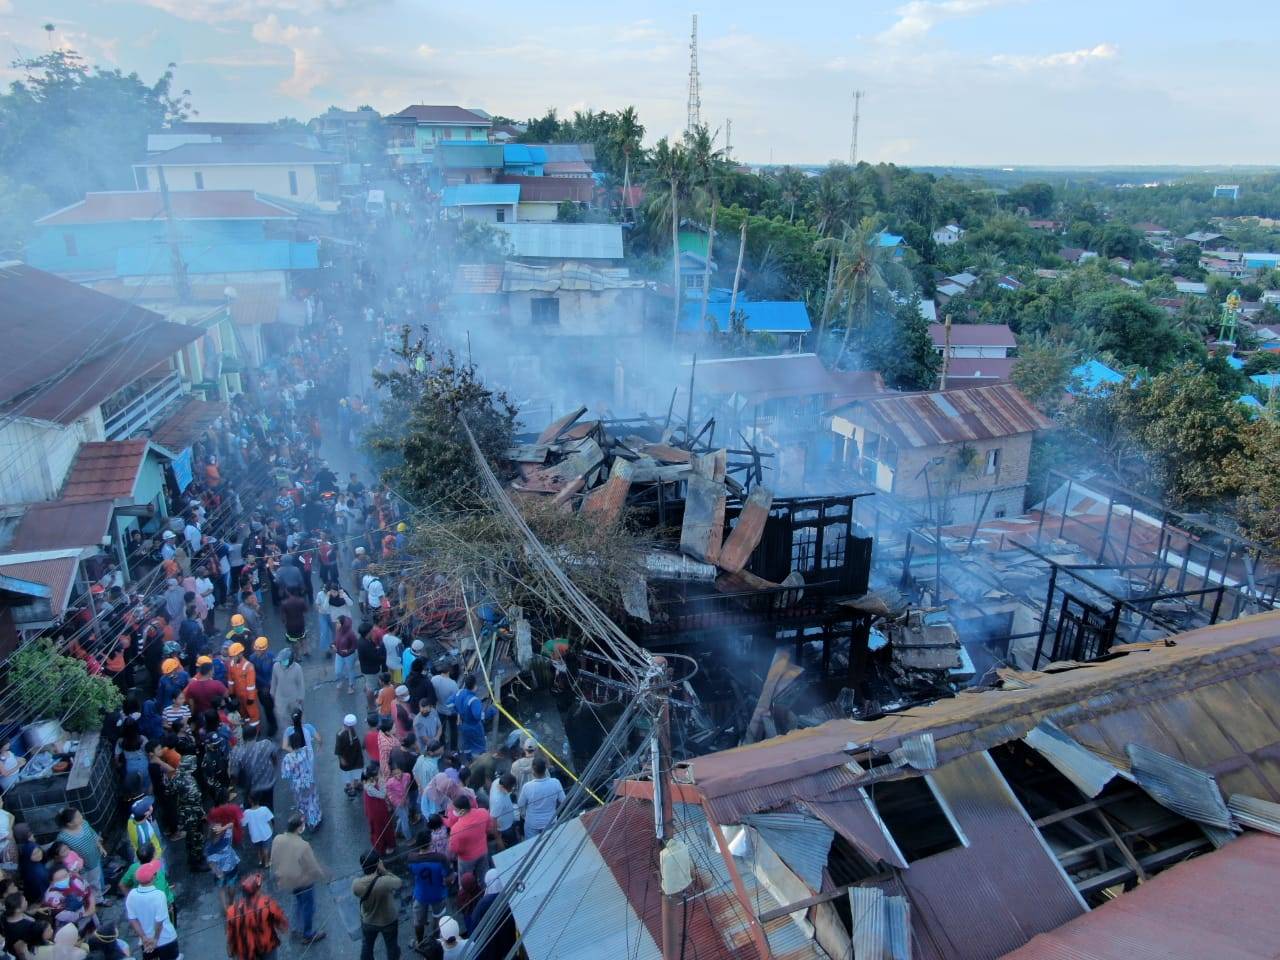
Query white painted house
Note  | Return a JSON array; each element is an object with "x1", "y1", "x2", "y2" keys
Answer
[{"x1": 932, "y1": 224, "x2": 965, "y2": 246}]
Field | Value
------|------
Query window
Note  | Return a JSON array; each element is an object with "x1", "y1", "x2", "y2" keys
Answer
[
  {"x1": 136, "y1": 168, "x2": 148, "y2": 190},
  {"x1": 684, "y1": 272, "x2": 704, "y2": 290},
  {"x1": 495, "y1": 207, "x2": 506, "y2": 223},
  {"x1": 63, "y1": 234, "x2": 78, "y2": 257},
  {"x1": 193, "y1": 171, "x2": 204, "y2": 190},
  {"x1": 530, "y1": 298, "x2": 560, "y2": 326},
  {"x1": 868, "y1": 776, "x2": 964, "y2": 863},
  {"x1": 985, "y1": 448, "x2": 1000, "y2": 475},
  {"x1": 993, "y1": 508, "x2": 1007, "y2": 519},
  {"x1": 288, "y1": 170, "x2": 299, "y2": 196}
]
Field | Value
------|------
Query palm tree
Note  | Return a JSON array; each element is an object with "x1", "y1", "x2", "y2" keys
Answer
[
  {"x1": 685, "y1": 125, "x2": 728, "y2": 341},
  {"x1": 610, "y1": 106, "x2": 644, "y2": 219},
  {"x1": 647, "y1": 138, "x2": 690, "y2": 343},
  {"x1": 772, "y1": 166, "x2": 808, "y2": 222},
  {"x1": 826, "y1": 218, "x2": 889, "y2": 367}
]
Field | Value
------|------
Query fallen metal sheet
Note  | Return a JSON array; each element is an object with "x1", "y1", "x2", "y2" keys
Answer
[
  {"x1": 1228, "y1": 794, "x2": 1280, "y2": 836},
  {"x1": 884, "y1": 895, "x2": 911, "y2": 960},
  {"x1": 743, "y1": 647, "x2": 805, "y2": 745},
  {"x1": 620, "y1": 573, "x2": 651, "y2": 623},
  {"x1": 679, "y1": 474, "x2": 726, "y2": 564},
  {"x1": 642, "y1": 551, "x2": 718, "y2": 581},
  {"x1": 504, "y1": 444, "x2": 550, "y2": 463},
  {"x1": 1127, "y1": 742, "x2": 1236, "y2": 831},
  {"x1": 582, "y1": 458, "x2": 634, "y2": 525},
  {"x1": 640, "y1": 443, "x2": 692, "y2": 464},
  {"x1": 715, "y1": 567, "x2": 780, "y2": 593},
  {"x1": 741, "y1": 812, "x2": 834, "y2": 892},
  {"x1": 851, "y1": 886, "x2": 908, "y2": 960},
  {"x1": 1023, "y1": 719, "x2": 1120, "y2": 798},
  {"x1": 514, "y1": 618, "x2": 533, "y2": 668},
  {"x1": 563, "y1": 420, "x2": 602, "y2": 441},
  {"x1": 550, "y1": 474, "x2": 586, "y2": 507},
  {"x1": 718, "y1": 485, "x2": 774, "y2": 573},
  {"x1": 889, "y1": 732, "x2": 938, "y2": 771},
  {"x1": 536, "y1": 405, "x2": 588, "y2": 444},
  {"x1": 629, "y1": 462, "x2": 693, "y2": 484},
  {"x1": 519, "y1": 438, "x2": 605, "y2": 494}
]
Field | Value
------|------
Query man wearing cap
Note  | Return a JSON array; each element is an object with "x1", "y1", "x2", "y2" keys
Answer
[
  {"x1": 225, "y1": 873, "x2": 289, "y2": 960},
  {"x1": 160, "y1": 530, "x2": 178, "y2": 564},
  {"x1": 183, "y1": 658, "x2": 228, "y2": 716},
  {"x1": 401, "y1": 639, "x2": 425, "y2": 685},
  {"x1": 352, "y1": 851, "x2": 401, "y2": 960},
  {"x1": 226, "y1": 643, "x2": 260, "y2": 727},
  {"x1": 437, "y1": 916, "x2": 468, "y2": 960},
  {"x1": 126, "y1": 797, "x2": 164, "y2": 864},
  {"x1": 249, "y1": 637, "x2": 277, "y2": 738},
  {"x1": 510, "y1": 738, "x2": 539, "y2": 794},
  {"x1": 125, "y1": 860, "x2": 179, "y2": 960}
]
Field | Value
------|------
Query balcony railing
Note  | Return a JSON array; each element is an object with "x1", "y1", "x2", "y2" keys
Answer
[{"x1": 103, "y1": 372, "x2": 185, "y2": 441}]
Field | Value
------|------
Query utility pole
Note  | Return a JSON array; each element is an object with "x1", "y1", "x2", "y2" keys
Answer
[
  {"x1": 940, "y1": 313, "x2": 952, "y2": 390},
  {"x1": 724, "y1": 118, "x2": 732, "y2": 161},
  {"x1": 156, "y1": 165, "x2": 191, "y2": 304},
  {"x1": 849, "y1": 90, "x2": 864, "y2": 166},
  {"x1": 686, "y1": 14, "x2": 702, "y2": 135},
  {"x1": 728, "y1": 218, "x2": 747, "y2": 323},
  {"x1": 653, "y1": 659, "x2": 682, "y2": 960}
]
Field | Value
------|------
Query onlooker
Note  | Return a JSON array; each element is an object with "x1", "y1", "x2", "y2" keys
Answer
[
  {"x1": 335, "y1": 714, "x2": 366, "y2": 798},
  {"x1": 447, "y1": 795, "x2": 500, "y2": 879},
  {"x1": 269, "y1": 813, "x2": 327, "y2": 945},
  {"x1": 352, "y1": 851, "x2": 401, "y2": 960},
  {"x1": 437, "y1": 916, "x2": 468, "y2": 960},
  {"x1": 489, "y1": 774, "x2": 519, "y2": 847},
  {"x1": 242, "y1": 794, "x2": 274, "y2": 868},
  {"x1": 406, "y1": 844, "x2": 448, "y2": 952},
  {"x1": 124, "y1": 862, "x2": 178, "y2": 960},
  {"x1": 53, "y1": 810, "x2": 106, "y2": 898},
  {"x1": 517, "y1": 757, "x2": 565, "y2": 839},
  {"x1": 225, "y1": 873, "x2": 288, "y2": 960}
]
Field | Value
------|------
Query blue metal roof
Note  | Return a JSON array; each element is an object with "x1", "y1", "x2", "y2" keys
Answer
[
  {"x1": 1238, "y1": 394, "x2": 1264, "y2": 409},
  {"x1": 1250, "y1": 372, "x2": 1280, "y2": 389},
  {"x1": 1069, "y1": 359, "x2": 1126, "y2": 394},
  {"x1": 434, "y1": 142, "x2": 504, "y2": 168},
  {"x1": 1226, "y1": 355, "x2": 1245, "y2": 370},
  {"x1": 442, "y1": 184, "x2": 519, "y2": 207},
  {"x1": 679, "y1": 299, "x2": 812, "y2": 334},
  {"x1": 877, "y1": 231, "x2": 905, "y2": 247},
  {"x1": 116, "y1": 240, "x2": 319, "y2": 276},
  {"x1": 502, "y1": 144, "x2": 546, "y2": 165}
]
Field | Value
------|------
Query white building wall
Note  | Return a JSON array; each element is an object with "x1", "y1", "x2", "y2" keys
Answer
[{"x1": 0, "y1": 410, "x2": 104, "y2": 503}]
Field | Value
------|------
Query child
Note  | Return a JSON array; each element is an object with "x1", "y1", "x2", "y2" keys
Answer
[
  {"x1": 242, "y1": 794, "x2": 274, "y2": 868},
  {"x1": 375, "y1": 672, "x2": 396, "y2": 721},
  {"x1": 204, "y1": 820, "x2": 240, "y2": 910},
  {"x1": 426, "y1": 813, "x2": 449, "y2": 858}
]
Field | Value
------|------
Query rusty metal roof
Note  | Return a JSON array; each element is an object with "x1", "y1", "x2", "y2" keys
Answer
[
  {"x1": 61, "y1": 440, "x2": 150, "y2": 502},
  {"x1": 838, "y1": 383, "x2": 1052, "y2": 448},
  {"x1": 146, "y1": 396, "x2": 227, "y2": 456},
  {"x1": 999, "y1": 832, "x2": 1280, "y2": 960},
  {"x1": 0, "y1": 548, "x2": 84, "y2": 616},
  {"x1": 9, "y1": 499, "x2": 115, "y2": 552}
]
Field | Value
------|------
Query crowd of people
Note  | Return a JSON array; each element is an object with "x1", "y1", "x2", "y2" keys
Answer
[{"x1": 0, "y1": 248, "x2": 574, "y2": 960}]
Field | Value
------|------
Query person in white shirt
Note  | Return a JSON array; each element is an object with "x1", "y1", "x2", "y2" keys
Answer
[
  {"x1": 125, "y1": 861, "x2": 179, "y2": 959},
  {"x1": 517, "y1": 757, "x2": 565, "y2": 838},
  {"x1": 242, "y1": 794, "x2": 275, "y2": 868},
  {"x1": 183, "y1": 519, "x2": 202, "y2": 555},
  {"x1": 490, "y1": 773, "x2": 518, "y2": 845},
  {"x1": 362, "y1": 574, "x2": 385, "y2": 612},
  {"x1": 382, "y1": 628, "x2": 403, "y2": 683},
  {"x1": 430, "y1": 666, "x2": 459, "y2": 752}
]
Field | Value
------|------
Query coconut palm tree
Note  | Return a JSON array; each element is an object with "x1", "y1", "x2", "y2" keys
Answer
[
  {"x1": 685, "y1": 125, "x2": 728, "y2": 341},
  {"x1": 610, "y1": 106, "x2": 644, "y2": 219},
  {"x1": 826, "y1": 218, "x2": 890, "y2": 367},
  {"x1": 647, "y1": 138, "x2": 690, "y2": 343},
  {"x1": 771, "y1": 166, "x2": 808, "y2": 222}
]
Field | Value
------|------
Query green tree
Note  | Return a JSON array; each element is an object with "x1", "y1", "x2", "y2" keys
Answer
[
  {"x1": 1099, "y1": 223, "x2": 1141, "y2": 260},
  {"x1": 1007, "y1": 181, "x2": 1055, "y2": 216},
  {"x1": 684, "y1": 125, "x2": 729, "y2": 339},
  {"x1": 646, "y1": 137, "x2": 690, "y2": 342},
  {"x1": 856, "y1": 295, "x2": 940, "y2": 389},
  {"x1": 1076, "y1": 289, "x2": 1199, "y2": 371},
  {"x1": 1011, "y1": 336, "x2": 1076, "y2": 414},
  {"x1": 366, "y1": 327, "x2": 517, "y2": 514},
  {"x1": 609, "y1": 106, "x2": 644, "y2": 217}
]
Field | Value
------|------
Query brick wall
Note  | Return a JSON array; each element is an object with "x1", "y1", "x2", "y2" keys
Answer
[{"x1": 893, "y1": 432, "x2": 1034, "y2": 522}]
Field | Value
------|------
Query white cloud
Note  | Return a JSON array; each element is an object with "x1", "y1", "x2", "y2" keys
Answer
[
  {"x1": 416, "y1": 44, "x2": 436, "y2": 59},
  {"x1": 991, "y1": 42, "x2": 1119, "y2": 69},
  {"x1": 130, "y1": 0, "x2": 384, "y2": 26},
  {"x1": 878, "y1": 0, "x2": 1015, "y2": 44},
  {"x1": 250, "y1": 14, "x2": 327, "y2": 96}
]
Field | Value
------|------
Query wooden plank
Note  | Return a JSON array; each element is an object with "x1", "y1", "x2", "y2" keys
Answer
[
  {"x1": 718, "y1": 485, "x2": 774, "y2": 573},
  {"x1": 743, "y1": 648, "x2": 804, "y2": 745},
  {"x1": 582, "y1": 458, "x2": 634, "y2": 525},
  {"x1": 536, "y1": 405, "x2": 588, "y2": 444}
]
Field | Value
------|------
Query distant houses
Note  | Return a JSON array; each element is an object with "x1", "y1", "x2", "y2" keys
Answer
[
  {"x1": 932, "y1": 223, "x2": 965, "y2": 246},
  {"x1": 133, "y1": 141, "x2": 343, "y2": 210}
]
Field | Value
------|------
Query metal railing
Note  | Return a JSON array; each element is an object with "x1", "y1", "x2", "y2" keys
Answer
[{"x1": 102, "y1": 372, "x2": 185, "y2": 441}]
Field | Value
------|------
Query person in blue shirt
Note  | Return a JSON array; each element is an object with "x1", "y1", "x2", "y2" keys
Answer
[
  {"x1": 448, "y1": 674, "x2": 496, "y2": 762},
  {"x1": 407, "y1": 844, "x2": 449, "y2": 951},
  {"x1": 249, "y1": 636, "x2": 278, "y2": 737}
]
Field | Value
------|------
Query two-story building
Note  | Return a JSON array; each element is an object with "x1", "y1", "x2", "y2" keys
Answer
[
  {"x1": 678, "y1": 299, "x2": 813, "y2": 352},
  {"x1": 308, "y1": 108, "x2": 382, "y2": 161},
  {"x1": 494, "y1": 175, "x2": 594, "y2": 222},
  {"x1": 133, "y1": 142, "x2": 342, "y2": 210},
  {"x1": 434, "y1": 142, "x2": 505, "y2": 185},
  {"x1": 28, "y1": 190, "x2": 317, "y2": 286},
  {"x1": 928, "y1": 323, "x2": 1016, "y2": 358},
  {"x1": 830, "y1": 383, "x2": 1052, "y2": 523},
  {"x1": 385, "y1": 105, "x2": 492, "y2": 166},
  {"x1": 442, "y1": 184, "x2": 520, "y2": 223},
  {"x1": 932, "y1": 224, "x2": 965, "y2": 246}
]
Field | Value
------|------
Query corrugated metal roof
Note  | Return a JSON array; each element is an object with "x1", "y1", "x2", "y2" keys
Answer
[
  {"x1": 884, "y1": 895, "x2": 911, "y2": 960},
  {"x1": 503, "y1": 261, "x2": 644, "y2": 293},
  {"x1": 139, "y1": 141, "x2": 340, "y2": 165},
  {"x1": 61, "y1": 439, "x2": 150, "y2": 502},
  {"x1": 1023, "y1": 719, "x2": 1120, "y2": 797},
  {"x1": 497, "y1": 174, "x2": 594, "y2": 203},
  {"x1": 679, "y1": 300, "x2": 812, "y2": 334},
  {"x1": 9, "y1": 499, "x2": 114, "y2": 552},
  {"x1": 453, "y1": 263, "x2": 504, "y2": 295},
  {"x1": 442, "y1": 183, "x2": 519, "y2": 207},
  {"x1": 116, "y1": 240, "x2": 319, "y2": 276},
  {"x1": 147, "y1": 396, "x2": 227, "y2": 456},
  {"x1": 37, "y1": 190, "x2": 297, "y2": 225},
  {"x1": 838, "y1": 383, "x2": 1052, "y2": 448},
  {"x1": 1228, "y1": 794, "x2": 1280, "y2": 835},
  {"x1": 741, "y1": 812, "x2": 833, "y2": 891},
  {"x1": 999, "y1": 832, "x2": 1280, "y2": 960},
  {"x1": 850, "y1": 886, "x2": 888, "y2": 959},
  {"x1": 433, "y1": 142, "x2": 504, "y2": 168},
  {"x1": 889, "y1": 732, "x2": 937, "y2": 770},
  {"x1": 928, "y1": 323, "x2": 1017, "y2": 348},
  {"x1": 1127, "y1": 742, "x2": 1235, "y2": 830},
  {"x1": 679, "y1": 354, "x2": 883, "y2": 406},
  {"x1": 502, "y1": 144, "x2": 547, "y2": 165},
  {"x1": 496, "y1": 223, "x2": 624, "y2": 261},
  {"x1": 0, "y1": 549, "x2": 83, "y2": 616},
  {"x1": 390, "y1": 104, "x2": 491, "y2": 125},
  {"x1": 800, "y1": 787, "x2": 908, "y2": 870}
]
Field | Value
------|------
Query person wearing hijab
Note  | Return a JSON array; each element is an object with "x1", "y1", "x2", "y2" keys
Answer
[
  {"x1": 35, "y1": 922, "x2": 87, "y2": 960},
  {"x1": 268, "y1": 648, "x2": 304, "y2": 738},
  {"x1": 466, "y1": 868, "x2": 518, "y2": 960},
  {"x1": 280, "y1": 713, "x2": 321, "y2": 831}
]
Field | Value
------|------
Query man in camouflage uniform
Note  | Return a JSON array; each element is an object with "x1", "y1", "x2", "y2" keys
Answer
[{"x1": 175, "y1": 755, "x2": 208, "y2": 871}]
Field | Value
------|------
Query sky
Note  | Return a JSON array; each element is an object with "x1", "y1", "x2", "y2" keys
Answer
[{"x1": 2, "y1": 0, "x2": 1277, "y2": 167}]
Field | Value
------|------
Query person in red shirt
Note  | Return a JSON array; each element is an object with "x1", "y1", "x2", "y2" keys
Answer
[
  {"x1": 184, "y1": 658, "x2": 229, "y2": 715},
  {"x1": 446, "y1": 795, "x2": 501, "y2": 879},
  {"x1": 363, "y1": 712, "x2": 381, "y2": 765}
]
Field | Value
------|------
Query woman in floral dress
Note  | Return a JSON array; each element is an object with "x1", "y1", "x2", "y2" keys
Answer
[{"x1": 280, "y1": 711, "x2": 322, "y2": 830}]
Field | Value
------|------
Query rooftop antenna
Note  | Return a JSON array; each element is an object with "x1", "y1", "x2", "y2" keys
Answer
[
  {"x1": 849, "y1": 90, "x2": 864, "y2": 165},
  {"x1": 686, "y1": 14, "x2": 702, "y2": 135},
  {"x1": 724, "y1": 117, "x2": 732, "y2": 161}
]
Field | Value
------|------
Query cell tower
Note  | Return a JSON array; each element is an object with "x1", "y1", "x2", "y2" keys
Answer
[
  {"x1": 686, "y1": 14, "x2": 702, "y2": 135},
  {"x1": 849, "y1": 90, "x2": 864, "y2": 165}
]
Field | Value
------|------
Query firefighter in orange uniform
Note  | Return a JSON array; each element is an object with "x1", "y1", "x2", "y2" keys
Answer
[{"x1": 226, "y1": 642, "x2": 260, "y2": 727}]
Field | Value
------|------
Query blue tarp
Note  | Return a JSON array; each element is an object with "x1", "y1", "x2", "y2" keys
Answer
[
  {"x1": 877, "y1": 231, "x2": 904, "y2": 247},
  {"x1": 1250, "y1": 372, "x2": 1280, "y2": 390},
  {"x1": 1068, "y1": 359, "x2": 1125, "y2": 394},
  {"x1": 679, "y1": 299, "x2": 812, "y2": 334},
  {"x1": 1226, "y1": 355, "x2": 1245, "y2": 370},
  {"x1": 116, "y1": 240, "x2": 319, "y2": 276}
]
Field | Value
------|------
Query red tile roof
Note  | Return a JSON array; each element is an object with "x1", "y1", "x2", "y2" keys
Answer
[
  {"x1": 61, "y1": 440, "x2": 150, "y2": 502},
  {"x1": 8, "y1": 499, "x2": 115, "y2": 552},
  {"x1": 1001, "y1": 832, "x2": 1280, "y2": 960},
  {"x1": 928, "y1": 323, "x2": 1017, "y2": 349},
  {"x1": 37, "y1": 190, "x2": 297, "y2": 225},
  {"x1": 0, "y1": 264, "x2": 204, "y2": 424},
  {"x1": 390, "y1": 105, "x2": 491, "y2": 125},
  {"x1": 494, "y1": 175, "x2": 594, "y2": 203},
  {"x1": 839, "y1": 383, "x2": 1052, "y2": 448}
]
